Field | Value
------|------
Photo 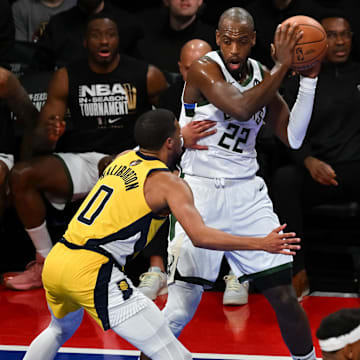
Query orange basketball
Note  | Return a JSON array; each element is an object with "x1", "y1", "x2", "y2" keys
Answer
[{"x1": 281, "y1": 15, "x2": 327, "y2": 71}]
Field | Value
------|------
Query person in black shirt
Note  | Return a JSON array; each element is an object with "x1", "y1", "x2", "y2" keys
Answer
[
  {"x1": 270, "y1": 15, "x2": 360, "y2": 300},
  {"x1": 135, "y1": 0, "x2": 216, "y2": 81},
  {"x1": 31, "y1": 0, "x2": 144, "y2": 71},
  {"x1": 3, "y1": 14, "x2": 168, "y2": 291}
]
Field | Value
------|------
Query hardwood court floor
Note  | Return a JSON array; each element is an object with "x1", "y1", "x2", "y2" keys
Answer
[{"x1": 1, "y1": 284, "x2": 359, "y2": 360}]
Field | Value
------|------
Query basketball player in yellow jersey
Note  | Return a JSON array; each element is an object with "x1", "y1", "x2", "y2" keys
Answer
[{"x1": 22, "y1": 109, "x2": 301, "y2": 360}]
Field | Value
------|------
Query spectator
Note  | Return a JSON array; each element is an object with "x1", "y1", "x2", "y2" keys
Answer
[
  {"x1": 31, "y1": 0, "x2": 144, "y2": 71},
  {"x1": 12, "y1": 0, "x2": 77, "y2": 43},
  {"x1": 271, "y1": 15, "x2": 360, "y2": 300},
  {"x1": 135, "y1": 0, "x2": 216, "y2": 79},
  {"x1": 315, "y1": 0, "x2": 359, "y2": 62},
  {"x1": 3, "y1": 13, "x2": 168, "y2": 291},
  {"x1": 316, "y1": 307, "x2": 360, "y2": 359}
]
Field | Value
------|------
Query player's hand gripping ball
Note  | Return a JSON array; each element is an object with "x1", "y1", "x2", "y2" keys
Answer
[{"x1": 281, "y1": 15, "x2": 327, "y2": 71}]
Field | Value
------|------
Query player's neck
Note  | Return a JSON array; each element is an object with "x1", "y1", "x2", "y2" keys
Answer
[
  {"x1": 238, "y1": 63, "x2": 251, "y2": 84},
  {"x1": 139, "y1": 148, "x2": 168, "y2": 166}
]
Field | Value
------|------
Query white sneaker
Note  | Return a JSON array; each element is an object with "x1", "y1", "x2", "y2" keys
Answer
[
  {"x1": 138, "y1": 267, "x2": 167, "y2": 300},
  {"x1": 223, "y1": 273, "x2": 249, "y2": 306}
]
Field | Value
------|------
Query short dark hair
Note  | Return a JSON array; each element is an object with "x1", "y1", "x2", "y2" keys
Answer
[
  {"x1": 134, "y1": 109, "x2": 177, "y2": 151},
  {"x1": 85, "y1": 11, "x2": 118, "y2": 35},
  {"x1": 316, "y1": 308, "x2": 360, "y2": 340}
]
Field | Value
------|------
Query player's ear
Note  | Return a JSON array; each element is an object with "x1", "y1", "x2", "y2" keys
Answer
[
  {"x1": 165, "y1": 137, "x2": 173, "y2": 150},
  {"x1": 216, "y1": 29, "x2": 220, "y2": 47},
  {"x1": 252, "y1": 31, "x2": 256, "y2": 47}
]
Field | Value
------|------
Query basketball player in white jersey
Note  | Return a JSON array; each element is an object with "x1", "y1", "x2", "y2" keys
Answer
[{"x1": 145, "y1": 7, "x2": 322, "y2": 360}]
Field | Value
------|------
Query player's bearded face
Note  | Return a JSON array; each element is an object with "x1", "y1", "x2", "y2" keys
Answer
[
  {"x1": 169, "y1": 122, "x2": 183, "y2": 166},
  {"x1": 216, "y1": 21, "x2": 255, "y2": 78}
]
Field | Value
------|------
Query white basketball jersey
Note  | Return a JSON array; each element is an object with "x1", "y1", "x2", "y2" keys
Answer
[{"x1": 180, "y1": 51, "x2": 267, "y2": 179}]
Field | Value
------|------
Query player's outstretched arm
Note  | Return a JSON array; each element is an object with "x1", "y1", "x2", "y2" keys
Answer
[{"x1": 164, "y1": 175, "x2": 300, "y2": 254}]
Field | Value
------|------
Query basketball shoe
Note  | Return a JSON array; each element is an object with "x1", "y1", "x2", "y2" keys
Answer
[
  {"x1": 4, "y1": 253, "x2": 44, "y2": 290},
  {"x1": 138, "y1": 267, "x2": 167, "y2": 300},
  {"x1": 223, "y1": 271, "x2": 249, "y2": 306}
]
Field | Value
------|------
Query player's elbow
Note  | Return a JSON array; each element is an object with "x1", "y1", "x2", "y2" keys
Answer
[
  {"x1": 233, "y1": 108, "x2": 252, "y2": 122},
  {"x1": 232, "y1": 101, "x2": 257, "y2": 122},
  {"x1": 288, "y1": 135, "x2": 303, "y2": 149},
  {"x1": 190, "y1": 235, "x2": 204, "y2": 248},
  {"x1": 189, "y1": 230, "x2": 208, "y2": 249}
]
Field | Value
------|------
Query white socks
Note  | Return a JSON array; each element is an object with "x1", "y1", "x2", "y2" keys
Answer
[
  {"x1": 149, "y1": 266, "x2": 163, "y2": 273},
  {"x1": 26, "y1": 221, "x2": 52, "y2": 258}
]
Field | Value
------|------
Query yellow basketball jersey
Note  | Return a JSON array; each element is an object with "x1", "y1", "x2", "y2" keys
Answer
[{"x1": 62, "y1": 150, "x2": 169, "y2": 267}]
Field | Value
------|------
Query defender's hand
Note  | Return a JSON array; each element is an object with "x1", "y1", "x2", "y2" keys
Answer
[
  {"x1": 182, "y1": 120, "x2": 217, "y2": 150},
  {"x1": 262, "y1": 224, "x2": 301, "y2": 255}
]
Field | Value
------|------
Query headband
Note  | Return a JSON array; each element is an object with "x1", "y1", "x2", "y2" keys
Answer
[{"x1": 319, "y1": 324, "x2": 360, "y2": 352}]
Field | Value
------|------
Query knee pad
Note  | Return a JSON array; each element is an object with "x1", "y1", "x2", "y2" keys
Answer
[{"x1": 162, "y1": 281, "x2": 203, "y2": 337}]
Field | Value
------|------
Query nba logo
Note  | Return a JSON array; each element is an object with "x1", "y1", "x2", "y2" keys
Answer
[{"x1": 296, "y1": 47, "x2": 305, "y2": 61}]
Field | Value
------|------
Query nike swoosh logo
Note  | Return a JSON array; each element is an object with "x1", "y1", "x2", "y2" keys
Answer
[
  {"x1": 259, "y1": 184, "x2": 265, "y2": 191},
  {"x1": 108, "y1": 117, "x2": 122, "y2": 124}
]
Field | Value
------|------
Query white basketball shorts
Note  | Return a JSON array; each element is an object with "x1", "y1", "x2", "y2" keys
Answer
[
  {"x1": 169, "y1": 174, "x2": 293, "y2": 284},
  {"x1": 45, "y1": 152, "x2": 107, "y2": 210}
]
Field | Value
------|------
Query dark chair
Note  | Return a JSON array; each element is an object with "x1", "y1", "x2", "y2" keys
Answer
[{"x1": 304, "y1": 200, "x2": 360, "y2": 293}]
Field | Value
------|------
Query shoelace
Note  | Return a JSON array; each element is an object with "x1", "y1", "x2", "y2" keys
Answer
[
  {"x1": 139, "y1": 272, "x2": 165, "y2": 288},
  {"x1": 223, "y1": 275, "x2": 243, "y2": 291}
]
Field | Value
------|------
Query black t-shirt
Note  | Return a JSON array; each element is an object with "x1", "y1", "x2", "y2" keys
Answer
[
  {"x1": 157, "y1": 74, "x2": 184, "y2": 118},
  {"x1": 57, "y1": 55, "x2": 151, "y2": 154},
  {"x1": 136, "y1": 8, "x2": 216, "y2": 74}
]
